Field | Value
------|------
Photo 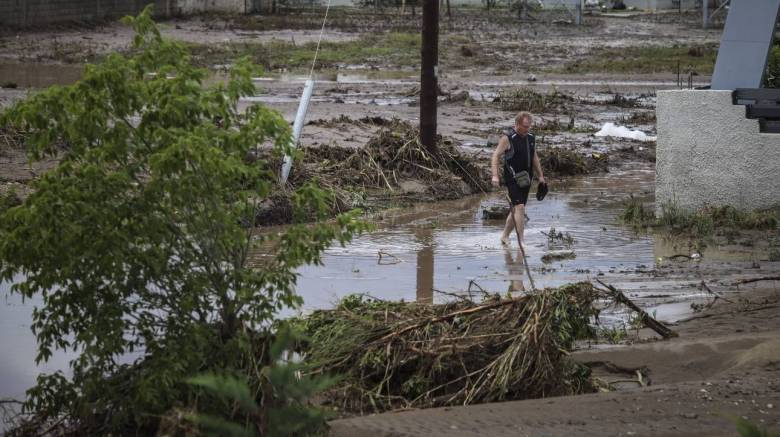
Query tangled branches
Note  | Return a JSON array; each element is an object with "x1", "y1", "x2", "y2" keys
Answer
[
  {"x1": 301, "y1": 119, "x2": 491, "y2": 198},
  {"x1": 294, "y1": 283, "x2": 600, "y2": 414}
]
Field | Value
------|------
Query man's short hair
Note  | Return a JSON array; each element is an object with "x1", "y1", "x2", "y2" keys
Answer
[{"x1": 515, "y1": 111, "x2": 533, "y2": 124}]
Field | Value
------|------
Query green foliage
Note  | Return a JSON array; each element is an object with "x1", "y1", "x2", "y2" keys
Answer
[
  {"x1": 186, "y1": 325, "x2": 335, "y2": 437},
  {"x1": 620, "y1": 201, "x2": 780, "y2": 238},
  {"x1": 0, "y1": 190, "x2": 21, "y2": 214},
  {"x1": 729, "y1": 415, "x2": 780, "y2": 437},
  {"x1": 598, "y1": 325, "x2": 627, "y2": 344},
  {"x1": 0, "y1": 6, "x2": 364, "y2": 434},
  {"x1": 765, "y1": 45, "x2": 780, "y2": 88},
  {"x1": 619, "y1": 196, "x2": 655, "y2": 225},
  {"x1": 545, "y1": 226, "x2": 575, "y2": 248}
]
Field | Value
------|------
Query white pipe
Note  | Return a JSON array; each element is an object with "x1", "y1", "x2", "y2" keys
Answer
[{"x1": 280, "y1": 78, "x2": 315, "y2": 185}]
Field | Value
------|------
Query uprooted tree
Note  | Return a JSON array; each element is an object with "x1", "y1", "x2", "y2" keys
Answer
[{"x1": 0, "y1": 7, "x2": 364, "y2": 435}]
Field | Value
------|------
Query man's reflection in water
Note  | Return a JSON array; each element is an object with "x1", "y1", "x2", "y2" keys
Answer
[{"x1": 504, "y1": 246, "x2": 526, "y2": 294}]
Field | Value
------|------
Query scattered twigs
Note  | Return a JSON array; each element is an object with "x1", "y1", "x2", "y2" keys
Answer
[
  {"x1": 699, "y1": 280, "x2": 734, "y2": 307},
  {"x1": 467, "y1": 279, "x2": 491, "y2": 300},
  {"x1": 595, "y1": 279, "x2": 678, "y2": 339},
  {"x1": 377, "y1": 250, "x2": 402, "y2": 265},
  {"x1": 376, "y1": 294, "x2": 531, "y2": 344}
]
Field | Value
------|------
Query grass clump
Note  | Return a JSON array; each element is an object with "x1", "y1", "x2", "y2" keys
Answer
[
  {"x1": 559, "y1": 45, "x2": 717, "y2": 75},
  {"x1": 619, "y1": 196, "x2": 655, "y2": 225},
  {"x1": 545, "y1": 226, "x2": 575, "y2": 248},
  {"x1": 621, "y1": 200, "x2": 780, "y2": 237},
  {"x1": 765, "y1": 45, "x2": 780, "y2": 88},
  {"x1": 541, "y1": 251, "x2": 576, "y2": 264},
  {"x1": 293, "y1": 284, "x2": 600, "y2": 414}
]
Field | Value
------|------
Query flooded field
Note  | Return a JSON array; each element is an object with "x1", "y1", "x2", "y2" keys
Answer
[
  {"x1": 3, "y1": 158, "x2": 777, "y2": 406},
  {"x1": 286, "y1": 162, "x2": 777, "y2": 318}
]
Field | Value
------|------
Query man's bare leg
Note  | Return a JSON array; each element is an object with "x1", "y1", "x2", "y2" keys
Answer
[
  {"x1": 501, "y1": 203, "x2": 527, "y2": 245},
  {"x1": 501, "y1": 212, "x2": 514, "y2": 244},
  {"x1": 512, "y1": 204, "x2": 526, "y2": 244}
]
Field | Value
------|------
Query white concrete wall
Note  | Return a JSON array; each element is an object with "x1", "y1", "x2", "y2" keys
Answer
[{"x1": 656, "y1": 90, "x2": 780, "y2": 213}]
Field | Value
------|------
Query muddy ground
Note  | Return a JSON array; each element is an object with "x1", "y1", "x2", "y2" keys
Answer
[{"x1": 1, "y1": 8, "x2": 716, "y2": 208}]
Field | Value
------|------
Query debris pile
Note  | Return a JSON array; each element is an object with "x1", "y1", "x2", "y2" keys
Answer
[
  {"x1": 295, "y1": 283, "x2": 600, "y2": 414},
  {"x1": 539, "y1": 146, "x2": 608, "y2": 176},
  {"x1": 297, "y1": 118, "x2": 490, "y2": 198},
  {"x1": 496, "y1": 88, "x2": 573, "y2": 113}
]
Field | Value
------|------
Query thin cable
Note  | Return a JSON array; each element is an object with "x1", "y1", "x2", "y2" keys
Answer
[{"x1": 308, "y1": 0, "x2": 332, "y2": 79}]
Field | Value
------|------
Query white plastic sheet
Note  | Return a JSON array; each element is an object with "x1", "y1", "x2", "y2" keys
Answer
[{"x1": 594, "y1": 122, "x2": 656, "y2": 142}]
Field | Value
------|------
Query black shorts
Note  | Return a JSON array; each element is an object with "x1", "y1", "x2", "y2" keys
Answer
[{"x1": 506, "y1": 180, "x2": 530, "y2": 205}]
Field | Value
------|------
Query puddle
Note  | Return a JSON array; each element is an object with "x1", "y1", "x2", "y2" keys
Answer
[{"x1": 264, "y1": 162, "x2": 778, "y2": 318}]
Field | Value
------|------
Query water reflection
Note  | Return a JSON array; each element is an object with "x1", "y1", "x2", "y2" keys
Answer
[
  {"x1": 415, "y1": 228, "x2": 434, "y2": 304},
  {"x1": 504, "y1": 247, "x2": 527, "y2": 294}
]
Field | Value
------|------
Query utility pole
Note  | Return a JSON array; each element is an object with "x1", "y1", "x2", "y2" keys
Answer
[{"x1": 420, "y1": 0, "x2": 439, "y2": 152}]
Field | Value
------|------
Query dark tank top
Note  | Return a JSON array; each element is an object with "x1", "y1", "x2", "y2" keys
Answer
[{"x1": 503, "y1": 129, "x2": 535, "y2": 182}]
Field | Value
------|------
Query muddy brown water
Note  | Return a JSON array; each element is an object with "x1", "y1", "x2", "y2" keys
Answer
[{"x1": 280, "y1": 163, "x2": 778, "y2": 322}]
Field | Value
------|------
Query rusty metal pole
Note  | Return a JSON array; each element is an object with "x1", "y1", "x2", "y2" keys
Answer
[{"x1": 420, "y1": 0, "x2": 439, "y2": 152}]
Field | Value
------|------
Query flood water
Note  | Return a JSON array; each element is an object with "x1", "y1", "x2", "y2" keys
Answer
[
  {"x1": 1, "y1": 160, "x2": 778, "y2": 411},
  {"x1": 285, "y1": 162, "x2": 777, "y2": 318}
]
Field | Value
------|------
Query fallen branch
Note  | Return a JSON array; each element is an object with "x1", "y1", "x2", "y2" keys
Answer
[
  {"x1": 433, "y1": 288, "x2": 471, "y2": 303},
  {"x1": 467, "y1": 279, "x2": 491, "y2": 300},
  {"x1": 732, "y1": 276, "x2": 780, "y2": 285},
  {"x1": 377, "y1": 250, "x2": 403, "y2": 265},
  {"x1": 595, "y1": 280, "x2": 678, "y2": 339}
]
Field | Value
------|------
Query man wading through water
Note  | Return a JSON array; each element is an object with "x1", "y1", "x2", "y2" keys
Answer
[{"x1": 491, "y1": 111, "x2": 546, "y2": 247}]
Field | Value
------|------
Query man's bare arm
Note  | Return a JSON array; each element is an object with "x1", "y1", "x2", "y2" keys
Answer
[
  {"x1": 491, "y1": 136, "x2": 509, "y2": 186},
  {"x1": 533, "y1": 150, "x2": 545, "y2": 183}
]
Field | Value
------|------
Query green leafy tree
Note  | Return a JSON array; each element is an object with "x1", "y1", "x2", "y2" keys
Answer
[
  {"x1": 184, "y1": 325, "x2": 336, "y2": 436},
  {"x1": 766, "y1": 45, "x2": 780, "y2": 88},
  {"x1": 0, "y1": 6, "x2": 363, "y2": 434}
]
